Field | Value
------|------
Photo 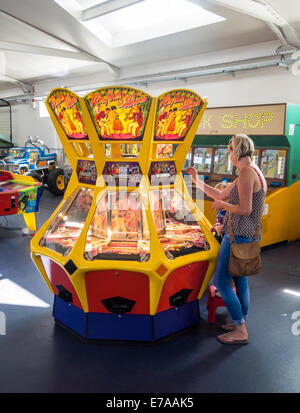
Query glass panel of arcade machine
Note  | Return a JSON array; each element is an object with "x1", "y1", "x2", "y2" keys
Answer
[
  {"x1": 212, "y1": 148, "x2": 233, "y2": 186},
  {"x1": 261, "y1": 149, "x2": 286, "y2": 181},
  {"x1": 193, "y1": 147, "x2": 213, "y2": 174},
  {"x1": 84, "y1": 191, "x2": 150, "y2": 262},
  {"x1": 40, "y1": 188, "x2": 94, "y2": 256},
  {"x1": 213, "y1": 148, "x2": 233, "y2": 175},
  {"x1": 156, "y1": 144, "x2": 178, "y2": 158},
  {"x1": 104, "y1": 144, "x2": 141, "y2": 158},
  {"x1": 150, "y1": 189, "x2": 210, "y2": 259},
  {"x1": 120, "y1": 144, "x2": 140, "y2": 158},
  {"x1": 252, "y1": 149, "x2": 260, "y2": 166}
]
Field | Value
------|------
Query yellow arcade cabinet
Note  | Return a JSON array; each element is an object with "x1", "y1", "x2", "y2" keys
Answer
[{"x1": 30, "y1": 86, "x2": 219, "y2": 342}]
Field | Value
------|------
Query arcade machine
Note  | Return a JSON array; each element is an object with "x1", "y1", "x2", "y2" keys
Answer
[
  {"x1": 190, "y1": 103, "x2": 300, "y2": 246},
  {"x1": 0, "y1": 170, "x2": 42, "y2": 232},
  {"x1": 30, "y1": 86, "x2": 219, "y2": 342}
]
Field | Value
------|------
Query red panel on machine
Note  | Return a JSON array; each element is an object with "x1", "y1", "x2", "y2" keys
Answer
[
  {"x1": 0, "y1": 191, "x2": 19, "y2": 215},
  {"x1": 156, "y1": 261, "x2": 209, "y2": 313},
  {"x1": 40, "y1": 256, "x2": 83, "y2": 309},
  {"x1": 85, "y1": 270, "x2": 150, "y2": 314}
]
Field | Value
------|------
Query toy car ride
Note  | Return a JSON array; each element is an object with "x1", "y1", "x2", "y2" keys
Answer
[{"x1": 1, "y1": 137, "x2": 64, "y2": 196}]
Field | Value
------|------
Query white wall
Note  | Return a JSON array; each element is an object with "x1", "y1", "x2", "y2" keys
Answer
[
  {"x1": 11, "y1": 101, "x2": 61, "y2": 149},
  {"x1": 10, "y1": 62, "x2": 300, "y2": 150},
  {"x1": 145, "y1": 65, "x2": 300, "y2": 107}
]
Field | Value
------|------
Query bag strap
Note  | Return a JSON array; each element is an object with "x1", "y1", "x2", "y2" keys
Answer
[
  {"x1": 227, "y1": 212, "x2": 236, "y2": 243},
  {"x1": 253, "y1": 202, "x2": 265, "y2": 241}
]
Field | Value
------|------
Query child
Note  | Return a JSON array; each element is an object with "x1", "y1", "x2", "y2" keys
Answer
[{"x1": 211, "y1": 181, "x2": 230, "y2": 244}]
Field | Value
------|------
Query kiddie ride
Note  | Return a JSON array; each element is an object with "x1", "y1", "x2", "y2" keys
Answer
[
  {"x1": 0, "y1": 169, "x2": 42, "y2": 233},
  {"x1": 0, "y1": 136, "x2": 65, "y2": 196},
  {"x1": 30, "y1": 86, "x2": 220, "y2": 342}
]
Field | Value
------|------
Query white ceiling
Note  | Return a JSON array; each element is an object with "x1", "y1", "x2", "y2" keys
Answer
[{"x1": 0, "y1": 0, "x2": 299, "y2": 98}]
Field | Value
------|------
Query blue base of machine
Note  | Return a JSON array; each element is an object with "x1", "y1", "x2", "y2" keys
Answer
[{"x1": 53, "y1": 296, "x2": 201, "y2": 342}]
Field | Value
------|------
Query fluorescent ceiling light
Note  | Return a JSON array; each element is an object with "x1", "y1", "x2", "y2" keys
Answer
[
  {"x1": 56, "y1": 0, "x2": 226, "y2": 48},
  {"x1": 284, "y1": 289, "x2": 300, "y2": 298},
  {"x1": 0, "y1": 278, "x2": 50, "y2": 308}
]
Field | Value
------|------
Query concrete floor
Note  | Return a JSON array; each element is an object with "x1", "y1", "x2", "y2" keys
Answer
[{"x1": 0, "y1": 189, "x2": 300, "y2": 393}]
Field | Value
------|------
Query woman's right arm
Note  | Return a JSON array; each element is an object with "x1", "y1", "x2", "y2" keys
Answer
[{"x1": 185, "y1": 167, "x2": 236, "y2": 201}]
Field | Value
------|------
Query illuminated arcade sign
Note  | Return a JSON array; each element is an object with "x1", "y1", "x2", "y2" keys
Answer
[
  {"x1": 197, "y1": 104, "x2": 286, "y2": 136},
  {"x1": 47, "y1": 89, "x2": 88, "y2": 140},
  {"x1": 154, "y1": 90, "x2": 203, "y2": 141},
  {"x1": 85, "y1": 87, "x2": 152, "y2": 141}
]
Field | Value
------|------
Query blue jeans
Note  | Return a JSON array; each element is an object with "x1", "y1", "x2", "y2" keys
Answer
[{"x1": 213, "y1": 233, "x2": 255, "y2": 326}]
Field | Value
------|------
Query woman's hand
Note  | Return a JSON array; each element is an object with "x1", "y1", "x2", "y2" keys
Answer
[
  {"x1": 185, "y1": 167, "x2": 198, "y2": 182},
  {"x1": 212, "y1": 200, "x2": 227, "y2": 211}
]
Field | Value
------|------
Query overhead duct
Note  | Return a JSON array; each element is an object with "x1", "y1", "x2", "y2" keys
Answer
[{"x1": 2, "y1": 51, "x2": 296, "y2": 102}]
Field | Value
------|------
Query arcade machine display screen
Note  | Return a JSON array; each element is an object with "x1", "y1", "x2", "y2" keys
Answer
[
  {"x1": 84, "y1": 191, "x2": 150, "y2": 262},
  {"x1": 210, "y1": 148, "x2": 234, "y2": 187},
  {"x1": 103, "y1": 162, "x2": 142, "y2": 186},
  {"x1": 40, "y1": 188, "x2": 94, "y2": 256},
  {"x1": 261, "y1": 149, "x2": 287, "y2": 192},
  {"x1": 252, "y1": 149, "x2": 260, "y2": 166},
  {"x1": 156, "y1": 144, "x2": 177, "y2": 158},
  {"x1": 149, "y1": 189, "x2": 210, "y2": 259},
  {"x1": 104, "y1": 144, "x2": 141, "y2": 158},
  {"x1": 193, "y1": 147, "x2": 213, "y2": 174},
  {"x1": 120, "y1": 144, "x2": 140, "y2": 157},
  {"x1": 148, "y1": 161, "x2": 177, "y2": 185},
  {"x1": 213, "y1": 148, "x2": 233, "y2": 175}
]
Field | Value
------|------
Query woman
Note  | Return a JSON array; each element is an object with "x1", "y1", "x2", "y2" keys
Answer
[{"x1": 186, "y1": 134, "x2": 267, "y2": 345}]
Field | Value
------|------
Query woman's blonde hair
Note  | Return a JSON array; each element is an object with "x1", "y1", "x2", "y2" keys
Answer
[{"x1": 229, "y1": 134, "x2": 255, "y2": 160}]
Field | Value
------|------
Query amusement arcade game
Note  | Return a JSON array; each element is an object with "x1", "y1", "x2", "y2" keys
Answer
[
  {"x1": 0, "y1": 170, "x2": 42, "y2": 232},
  {"x1": 191, "y1": 103, "x2": 300, "y2": 246},
  {"x1": 30, "y1": 86, "x2": 219, "y2": 342}
]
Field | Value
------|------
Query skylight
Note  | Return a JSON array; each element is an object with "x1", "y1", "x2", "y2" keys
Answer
[{"x1": 56, "y1": 0, "x2": 226, "y2": 48}]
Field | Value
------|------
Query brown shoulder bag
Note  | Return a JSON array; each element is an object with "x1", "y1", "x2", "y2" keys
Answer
[{"x1": 227, "y1": 212, "x2": 262, "y2": 277}]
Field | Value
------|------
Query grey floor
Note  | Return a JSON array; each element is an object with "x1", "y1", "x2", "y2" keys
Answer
[{"x1": 0, "y1": 189, "x2": 300, "y2": 394}]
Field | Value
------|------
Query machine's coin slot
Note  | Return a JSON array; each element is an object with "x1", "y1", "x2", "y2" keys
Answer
[
  {"x1": 101, "y1": 296, "x2": 136, "y2": 314},
  {"x1": 56, "y1": 285, "x2": 73, "y2": 303},
  {"x1": 169, "y1": 289, "x2": 192, "y2": 307},
  {"x1": 11, "y1": 196, "x2": 16, "y2": 209}
]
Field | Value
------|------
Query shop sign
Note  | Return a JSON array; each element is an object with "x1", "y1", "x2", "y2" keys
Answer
[{"x1": 197, "y1": 104, "x2": 286, "y2": 135}]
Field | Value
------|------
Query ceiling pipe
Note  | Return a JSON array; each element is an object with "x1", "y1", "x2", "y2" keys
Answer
[
  {"x1": 0, "y1": 74, "x2": 33, "y2": 94},
  {"x1": 2, "y1": 52, "x2": 296, "y2": 102}
]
